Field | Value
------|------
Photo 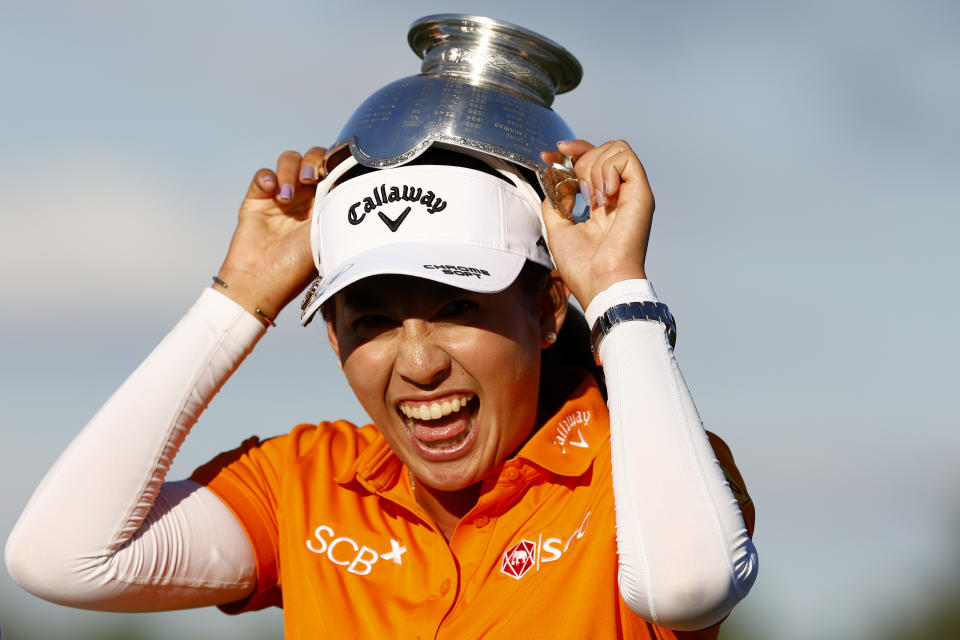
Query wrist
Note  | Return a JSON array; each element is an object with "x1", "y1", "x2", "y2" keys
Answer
[
  {"x1": 212, "y1": 270, "x2": 281, "y2": 328},
  {"x1": 573, "y1": 268, "x2": 646, "y2": 312}
]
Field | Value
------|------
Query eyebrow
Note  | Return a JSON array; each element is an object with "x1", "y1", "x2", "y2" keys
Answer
[
  {"x1": 341, "y1": 291, "x2": 383, "y2": 311},
  {"x1": 340, "y1": 279, "x2": 473, "y2": 313}
]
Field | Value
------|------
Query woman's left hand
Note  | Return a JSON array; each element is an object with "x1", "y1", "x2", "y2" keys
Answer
[{"x1": 540, "y1": 139, "x2": 654, "y2": 310}]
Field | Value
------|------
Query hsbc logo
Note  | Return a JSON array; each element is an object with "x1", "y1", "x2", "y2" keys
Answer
[
  {"x1": 305, "y1": 524, "x2": 407, "y2": 576},
  {"x1": 499, "y1": 511, "x2": 592, "y2": 580}
]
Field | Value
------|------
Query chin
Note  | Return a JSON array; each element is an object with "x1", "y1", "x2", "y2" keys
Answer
[{"x1": 415, "y1": 459, "x2": 486, "y2": 492}]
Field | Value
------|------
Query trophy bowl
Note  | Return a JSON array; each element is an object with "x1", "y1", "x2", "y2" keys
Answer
[{"x1": 322, "y1": 14, "x2": 583, "y2": 201}]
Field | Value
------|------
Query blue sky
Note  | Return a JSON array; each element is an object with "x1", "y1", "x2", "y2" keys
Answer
[{"x1": 1, "y1": 2, "x2": 958, "y2": 638}]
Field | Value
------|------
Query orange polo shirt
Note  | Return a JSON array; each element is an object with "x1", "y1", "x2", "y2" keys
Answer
[{"x1": 191, "y1": 375, "x2": 754, "y2": 639}]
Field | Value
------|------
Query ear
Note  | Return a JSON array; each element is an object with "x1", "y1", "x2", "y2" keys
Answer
[
  {"x1": 326, "y1": 318, "x2": 342, "y2": 363},
  {"x1": 539, "y1": 269, "x2": 569, "y2": 340}
]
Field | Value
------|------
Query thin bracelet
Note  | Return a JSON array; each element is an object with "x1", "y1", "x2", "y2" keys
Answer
[
  {"x1": 256, "y1": 308, "x2": 277, "y2": 327},
  {"x1": 213, "y1": 276, "x2": 276, "y2": 327}
]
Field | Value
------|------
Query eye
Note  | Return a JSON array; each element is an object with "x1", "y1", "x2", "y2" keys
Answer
[{"x1": 352, "y1": 314, "x2": 397, "y2": 333}]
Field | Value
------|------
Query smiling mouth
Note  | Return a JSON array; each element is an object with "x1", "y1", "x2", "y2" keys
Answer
[{"x1": 397, "y1": 395, "x2": 478, "y2": 452}]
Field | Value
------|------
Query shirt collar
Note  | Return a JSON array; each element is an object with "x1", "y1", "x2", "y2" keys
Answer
[
  {"x1": 338, "y1": 373, "x2": 609, "y2": 491},
  {"x1": 335, "y1": 428, "x2": 403, "y2": 493},
  {"x1": 515, "y1": 374, "x2": 608, "y2": 477}
]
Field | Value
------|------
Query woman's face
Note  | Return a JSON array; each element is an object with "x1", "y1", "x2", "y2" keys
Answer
[{"x1": 327, "y1": 274, "x2": 562, "y2": 491}]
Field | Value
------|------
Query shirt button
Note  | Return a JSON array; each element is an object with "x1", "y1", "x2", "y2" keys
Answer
[
  {"x1": 440, "y1": 579, "x2": 451, "y2": 595},
  {"x1": 473, "y1": 515, "x2": 490, "y2": 528},
  {"x1": 505, "y1": 467, "x2": 520, "y2": 481}
]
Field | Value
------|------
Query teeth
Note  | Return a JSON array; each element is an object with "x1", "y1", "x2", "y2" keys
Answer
[{"x1": 400, "y1": 395, "x2": 474, "y2": 421}]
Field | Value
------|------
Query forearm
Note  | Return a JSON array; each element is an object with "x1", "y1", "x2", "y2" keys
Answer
[
  {"x1": 5, "y1": 289, "x2": 263, "y2": 610},
  {"x1": 587, "y1": 280, "x2": 758, "y2": 630}
]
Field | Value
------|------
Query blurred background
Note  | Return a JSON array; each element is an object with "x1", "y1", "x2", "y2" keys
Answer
[{"x1": 1, "y1": 1, "x2": 958, "y2": 638}]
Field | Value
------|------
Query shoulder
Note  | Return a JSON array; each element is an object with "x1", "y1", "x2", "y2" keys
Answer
[
  {"x1": 706, "y1": 431, "x2": 756, "y2": 538},
  {"x1": 190, "y1": 420, "x2": 381, "y2": 486},
  {"x1": 277, "y1": 420, "x2": 380, "y2": 461}
]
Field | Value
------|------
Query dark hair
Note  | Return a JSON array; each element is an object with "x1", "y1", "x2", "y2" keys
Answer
[
  {"x1": 517, "y1": 261, "x2": 606, "y2": 426},
  {"x1": 336, "y1": 146, "x2": 546, "y2": 199},
  {"x1": 336, "y1": 147, "x2": 509, "y2": 184}
]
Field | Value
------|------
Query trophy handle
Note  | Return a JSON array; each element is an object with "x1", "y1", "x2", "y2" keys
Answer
[{"x1": 537, "y1": 154, "x2": 582, "y2": 221}]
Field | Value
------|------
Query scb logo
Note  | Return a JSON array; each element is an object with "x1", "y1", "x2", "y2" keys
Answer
[{"x1": 306, "y1": 524, "x2": 406, "y2": 576}]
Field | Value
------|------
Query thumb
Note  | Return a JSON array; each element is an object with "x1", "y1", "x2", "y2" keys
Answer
[{"x1": 541, "y1": 198, "x2": 574, "y2": 239}]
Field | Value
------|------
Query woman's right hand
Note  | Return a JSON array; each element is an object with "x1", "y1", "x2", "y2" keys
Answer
[
  {"x1": 540, "y1": 139, "x2": 654, "y2": 311},
  {"x1": 214, "y1": 147, "x2": 327, "y2": 325}
]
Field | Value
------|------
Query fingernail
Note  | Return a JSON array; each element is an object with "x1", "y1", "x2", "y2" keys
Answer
[
  {"x1": 301, "y1": 165, "x2": 316, "y2": 181},
  {"x1": 596, "y1": 189, "x2": 607, "y2": 207},
  {"x1": 579, "y1": 180, "x2": 591, "y2": 203},
  {"x1": 278, "y1": 184, "x2": 293, "y2": 201},
  {"x1": 558, "y1": 140, "x2": 573, "y2": 147},
  {"x1": 602, "y1": 180, "x2": 610, "y2": 197},
  {"x1": 261, "y1": 174, "x2": 275, "y2": 185}
]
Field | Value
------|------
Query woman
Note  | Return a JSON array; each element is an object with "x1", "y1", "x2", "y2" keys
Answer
[{"x1": 6, "y1": 139, "x2": 757, "y2": 638}]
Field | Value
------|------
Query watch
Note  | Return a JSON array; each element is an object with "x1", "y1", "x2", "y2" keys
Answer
[{"x1": 590, "y1": 301, "x2": 677, "y2": 365}]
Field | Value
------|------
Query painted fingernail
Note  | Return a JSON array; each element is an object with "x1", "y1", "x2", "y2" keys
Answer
[
  {"x1": 261, "y1": 174, "x2": 275, "y2": 185},
  {"x1": 596, "y1": 189, "x2": 607, "y2": 208},
  {"x1": 278, "y1": 184, "x2": 293, "y2": 201},
  {"x1": 301, "y1": 165, "x2": 316, "y2": 181},
  {"x1": 579, "y1": 180, "x2": 591, "y2": 203},
  {"x1": 602, "y1": 180, "x2": 610, "y2": 197},
  {"x1": 558, "y1": 140, "x2": 573, "y2": 147}
]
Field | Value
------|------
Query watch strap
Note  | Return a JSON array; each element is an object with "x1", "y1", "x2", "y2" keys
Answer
[{"x1": 590, "y1": 301, "x2": 677, "y2": 365}]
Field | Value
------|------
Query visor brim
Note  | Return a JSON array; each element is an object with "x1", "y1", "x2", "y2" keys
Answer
[{"x1": 300, "y1": 241, "x2": 526, "y2": 326}]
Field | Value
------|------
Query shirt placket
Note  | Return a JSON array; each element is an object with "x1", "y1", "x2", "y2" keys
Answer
[
  {"x1": 436, "y1": 461, "x2": 532, "y2": 637},
  {"x1": 361, "y1": 475, "x2": 464, "y2": 639}
]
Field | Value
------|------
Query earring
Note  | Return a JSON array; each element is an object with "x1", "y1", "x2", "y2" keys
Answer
[{"x1": 543, "y1": 331, "x2": 558, "y2": 347}]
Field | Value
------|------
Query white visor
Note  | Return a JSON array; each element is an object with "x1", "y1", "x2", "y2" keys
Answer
[{"x1": 300, "y1": 161, "x2": 553, "y2": 325}]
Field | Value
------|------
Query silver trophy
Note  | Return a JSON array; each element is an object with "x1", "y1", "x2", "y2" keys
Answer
[{"x1": 321, "y1": 14, "x2": 584, "y2": 216}]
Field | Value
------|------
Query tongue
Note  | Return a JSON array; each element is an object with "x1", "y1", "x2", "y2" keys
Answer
[{"x1": 412, "y1": 408, "x2": 469, "y2": 442}]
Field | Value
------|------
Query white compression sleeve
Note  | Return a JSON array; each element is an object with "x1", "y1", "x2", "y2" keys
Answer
[
  {"x1": 585, "y1": 280, "x2": 758, "y2": 630},
  {"x1": 5, "y1": 289, "x2": 263, "y2": 611}
]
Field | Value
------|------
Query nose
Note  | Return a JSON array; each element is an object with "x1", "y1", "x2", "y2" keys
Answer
[{"x1": 394, "y1": 319, "x2": 451, "y2": 388}]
